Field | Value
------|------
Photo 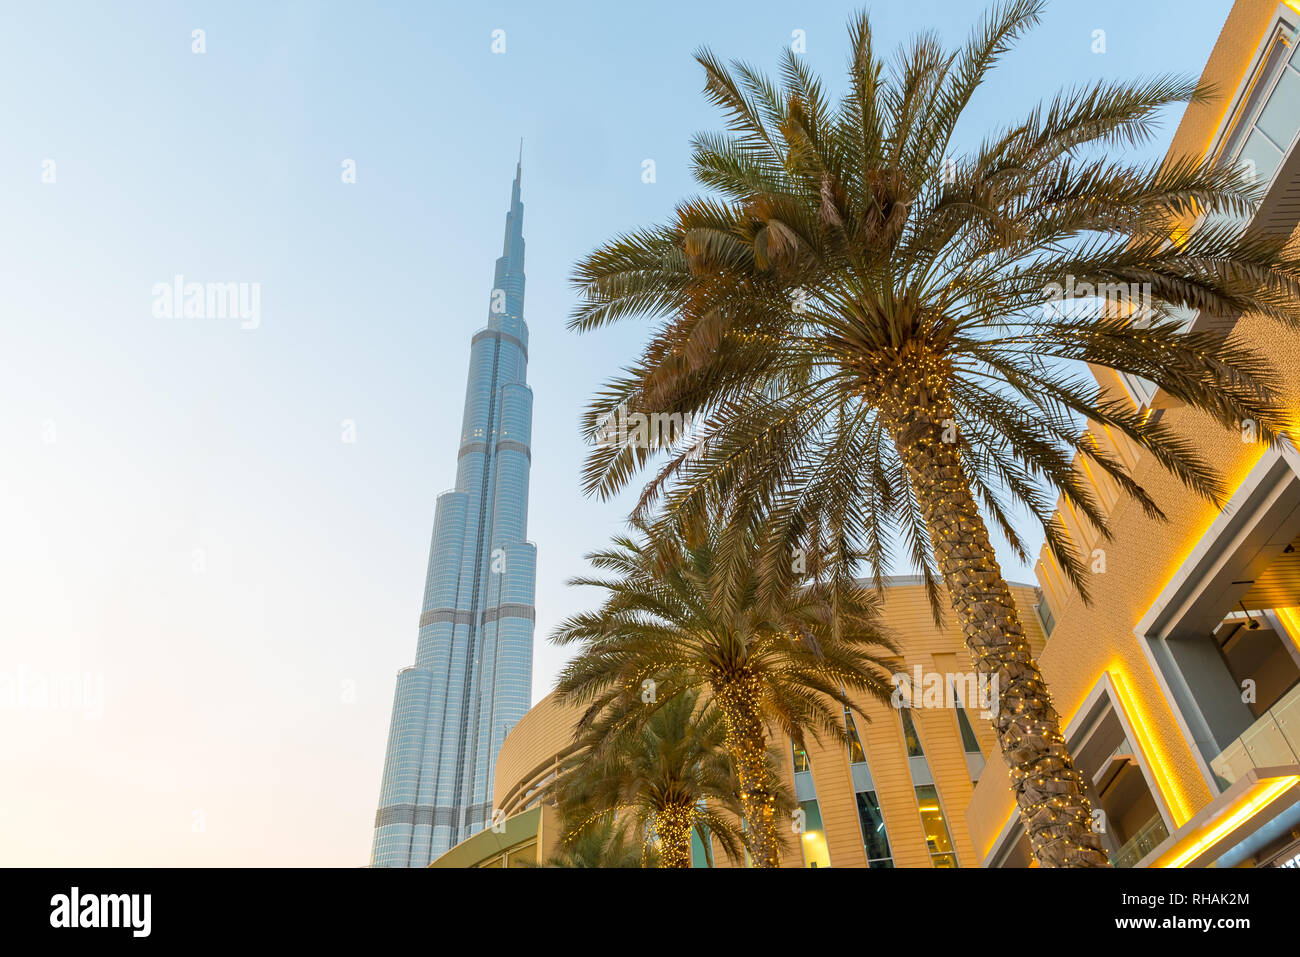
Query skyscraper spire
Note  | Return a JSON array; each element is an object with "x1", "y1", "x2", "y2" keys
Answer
[
  {"x1": 496, "y1": 150, "x2": 525, "y2": 324},
  {"x1": 371, "y1": 157, "x2": 537, "y2": 867}
]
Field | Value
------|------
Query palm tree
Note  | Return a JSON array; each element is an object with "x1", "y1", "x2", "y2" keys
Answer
[
  {"x1": 545, "y1": 812, "x2": 648, "y2": 868},
  {"x1": 551, "y1": 689, "x2": 749, "y2": 868},
  {"x1": 567, "y1": 0, "x2": 1300, "y2": 866},
  {"x1": 553, "y1": 517, "x2": 897, "y2": 867}
]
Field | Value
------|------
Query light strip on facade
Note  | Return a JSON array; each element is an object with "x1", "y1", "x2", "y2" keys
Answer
[
  {"x1": 1155, "y1": 775, "x2": 1300, "y2": 868},
  {"x1": 984, "y1": 810, "x2": 1017, "y2": 862},
  {"x1": 1202, "y1": 19, "x2": 1277, "y2": 164},
  {"x1": 1076, "y1": 454, "x2": 1107, "y2": 507},
  {"x1": 1097, "y1": 425, "x2": 1130, "y2": 467},
  {"x1": 1275, "y1": 606, "x2": 1300, "y2": 653},
  {"x1": 1109, "y1": 669, "x2": 1193, "y2": 826}
]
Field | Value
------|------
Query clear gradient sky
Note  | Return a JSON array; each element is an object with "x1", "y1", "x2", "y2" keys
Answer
[{"x1": 0, "y1": 0, "x2": 1231, "y2": 866}]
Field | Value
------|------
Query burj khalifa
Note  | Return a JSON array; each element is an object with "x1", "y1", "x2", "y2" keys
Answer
[{"x1": 371, "y1": 154, "x2": 536, "y2": 867}]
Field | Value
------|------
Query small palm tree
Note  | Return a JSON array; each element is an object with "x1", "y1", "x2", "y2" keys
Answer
[
  {"x1": 553, "y1": 517, "x2": 897, "y2": 867},
  {"x1": 552, "y1": 689, "x2": 748, "y2": 868},
  {"x1": 568, "y1": 1, "x2": 1300, "y2": 866},
  {"x1": 546, "y1": 813, "x2": 648, "y2": 868}
]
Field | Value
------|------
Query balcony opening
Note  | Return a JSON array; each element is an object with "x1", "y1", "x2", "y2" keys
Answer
[
  {"x1": 1072, "y1": 705, "x2": 1170, "y2": 868},
  {"x1": 1137, "y1": 449, "x2": 1300, "y2": 792}
]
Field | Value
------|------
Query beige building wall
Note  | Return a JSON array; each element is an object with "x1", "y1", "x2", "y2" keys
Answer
[{"x1": 492, "y1": 688, "x2": 586, "y2": 818}]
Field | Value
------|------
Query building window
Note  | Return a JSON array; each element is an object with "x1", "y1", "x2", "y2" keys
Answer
[
  {"x1": 898, "y1": 707, "x2": 961, "y2": 867},
  {"x1": 844, "y1": 708, "x2": 893, "y2": 867},
  {"x1": 950, "y1": 681, "x2": 987, "y2": 784},
  {"x1": 914, "y1": 785, "x2": 958, "y2": 868},
  {"x1": 797, "y1": 799, "x2": 831, "y2": 868},
  {"x1": 1133, "y1": 452, "x2": 1300, "y2": 803},
  {"x1": 474, "y1": 837, "x2": 537, "y2": 868},
  {"x1": 506, "y1": 840, "x2": 537, "y2": 868},
  {"x1": 855, "y1": 790, "x2": 894, "y2": 867},
  {"x1": 899, "y1": 708, "x2": 925, "y2": 758},
  {"x1": 792, "y1": 742, "x2": 811, "y2": 773},
  {"x1": 954, "y1": 694, "x2": 982, "y2": 756},
  {"x1": 845, "y1": 708, "x2": 867, "y2": 764},
  {"x1": 1033, "y1": 589, "x2": 1055, "y2": 637},
  {"x1": 1215, "y1": 20, "x2": 1300, "y2": 197},
  {"x1": 1112, "y1": 14, "x2": 1299, "y2": 413},
  {"x1": 691, "y1": 818, "x2": 712, "y2": 868}
]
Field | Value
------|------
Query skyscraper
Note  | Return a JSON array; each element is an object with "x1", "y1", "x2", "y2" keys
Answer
[{"x1": 371, "y1": 155, "x2": 536, "y2": 867}]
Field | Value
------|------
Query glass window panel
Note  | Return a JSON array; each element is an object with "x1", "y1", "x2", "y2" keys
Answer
[
  {"x1": 900, "y1": 708, "x2": 925, "y2": 758},
  {"x1": 798, "y1": 800, "x2": 831, "y2": 868},
  {"x1": 954, "y1": 701, "x2": 982, "y2": 755},
  {"x1": 1256, "y1": 66, "x2": 1300, "y2": 152},
  {"x1": 1229, "y1": 33, "x2": 1292, "y2": 148},
  {"x1": 1117, "y1": 370, "x2": 1159, "y2": 408},
  {"x1": 691, "y1": 816, "x2": 710, "y2": 868},
  {"x1": 915, "y1": 784, "x2": 958, "y2": 867},
  {"x1": 1237, "y1": 127, "x2": 1284, "y2": 189},
  {"x1": 792, "y1": 742, "x2": 811, "y2": 773},
  {"x1": 855, "y1": 790, "x2": 893, "y2": 865},
  {"x1": 506, "y1": 841, "x2": 537, "y2": 867},
  {"x1": 845, "y1": 709, "x2": 867, "y2": 764}
]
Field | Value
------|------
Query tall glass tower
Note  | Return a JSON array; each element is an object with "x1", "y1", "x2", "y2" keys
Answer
[{"x1": 371, "y1": 156, "x2": 536, "y2": 867}]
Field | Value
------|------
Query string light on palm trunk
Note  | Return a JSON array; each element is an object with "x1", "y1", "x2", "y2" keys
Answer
[
  {"x1": 863, "y1": 357, "x2": 1110, "y2": 866},
  {"x1": 715, "y1": 672, "x2": 781, "y2": 867}
]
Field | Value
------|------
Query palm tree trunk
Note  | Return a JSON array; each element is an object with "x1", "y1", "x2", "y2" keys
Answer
[
  {"x1": 886, "y1": 392, "x2": 1110, "y2": 868},
  {"x1": 713, "y1": 675, "x2": 782, "y2": 868},
  {"x1": 653, "y1": 805, "x2": 695, "y2": 868}
]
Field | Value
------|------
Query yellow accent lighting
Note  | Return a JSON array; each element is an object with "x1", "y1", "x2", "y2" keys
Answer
[
  {"x1": 1109, "y1": 669, "x2": 1193, "y2": 826},
  {"x1": 1275, "y1": 607, "x2": 1300, "y2": 654},
  {"x1": 1155, "y1": 775, "x2": 1299, "y2": 868}
]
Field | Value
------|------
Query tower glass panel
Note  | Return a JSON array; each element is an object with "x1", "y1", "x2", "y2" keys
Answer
[{"x1": 371, "y1": 158, "x2": 537, "y2": 867}]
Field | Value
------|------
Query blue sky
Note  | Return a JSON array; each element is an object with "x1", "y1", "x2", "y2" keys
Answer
[{"x1": 0, "y1": 0, "x2": 1231, "y2": 865}]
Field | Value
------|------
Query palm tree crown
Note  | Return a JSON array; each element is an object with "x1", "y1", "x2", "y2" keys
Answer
[
  {"x1": 545, "y1": 813, "x2": 648, "y2": 868},
  {"x1": 551, "y1": 689, "x2": 749, "y2": 867},
  {"x1": 552, "y1": 517, "x2": 897, "y2": 866},
  {"x1": 572, "y1": 0, "x2": 1299, "y2": 598}
]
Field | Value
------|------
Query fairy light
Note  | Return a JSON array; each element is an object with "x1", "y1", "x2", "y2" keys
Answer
[
  {"x1": 715, "y1": 670, "x2": 782, "y2": 868},
  {"x1": 652, "y1": 804, "x2": 697, "y2": 868}
]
